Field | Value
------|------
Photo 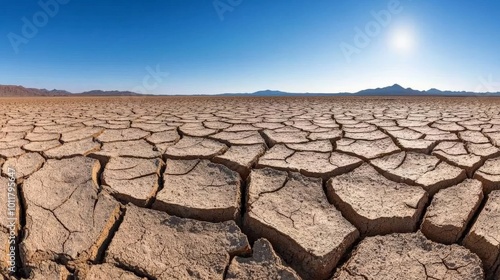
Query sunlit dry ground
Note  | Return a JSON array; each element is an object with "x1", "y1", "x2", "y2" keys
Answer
[{"x1": 1, "y1": 96, "x2": 500, "y2": 280}]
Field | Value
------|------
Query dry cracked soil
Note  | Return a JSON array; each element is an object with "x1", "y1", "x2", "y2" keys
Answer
[{"x1": 1, "y1": 96, "x2": 500, "y2": 280}]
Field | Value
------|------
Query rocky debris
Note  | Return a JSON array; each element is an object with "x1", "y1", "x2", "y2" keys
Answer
[
  {"x1": 336, "y1": 137, "x2": 400, "y2": 160},
  {"x1": 23, "y1": 140, "x2": 61, "y2": 152},
  {"x1": 213, "y1": 144, "x2": 265, "y2": 178},
  {"x1": 44, "y1": 138, "x2": 100, "y2": 159},
  {"x1": 165, "y1": 136, "x2": 227, "y2": 159},
  {"x1": 226, "y1": 238, "x2": 301, "y2": 280},
  {"x1": 102, "y1": 157, "x2": 163, "y2": 207},
  {"x1": 20, "y1": 157, "x2": 121, "y2": 266},
  {"x1": 97, "y1": 128, "x2": 150, "y2": 143},
  {"x1": 327, "y1": 164, "x2": 428, "y2": 236},
  {"x1": 210, "y1": 131, "x2": 266, "y2": 145},
  {"x1": 153, "y1": 159, "x2": 241, "y2": 222},
  {"x1": 27, "y1": 261, "x2": 72, "y2": 280},
  {"x1": 333, "y1": 232, "x2": 484, "y2": 280},
  {"x1": 372, "y1": 152, "x2": 467, "y2": 194},
  {"x1": 92, "y1": 139, "x2": 161, "y2": 159},
  {"x1": 105, "y1": 205, "x2": 250, "y2": 280},
  {"x1": 421, "y1": 179, "x2": 484, "y2": 244},
  {"x1": 463, "y1": 190, "x2": 500, "y2": 274},
  {"x1": 84, "y1": 264, "x2": 144, "y2": 280},
  {"x1": 257, "y1": 144, "x2": 362, "y2": 179},
  {"x1": 1, "y1": 153, "x2": 45, "y2": 183},
  {"x1": 474, "y1": 157, "x2": 500, "y2": 193},
  {"x1": 244, "y1": 168, "x2": 359, "y2": 279},
  {"x1": 60, "y1": 127, "x2": 103, "y2": 142}
]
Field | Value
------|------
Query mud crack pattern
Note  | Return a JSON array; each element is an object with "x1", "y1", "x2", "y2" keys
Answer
[{"x1": 0, "y1": 96, "x2": 499, "y2": 279}]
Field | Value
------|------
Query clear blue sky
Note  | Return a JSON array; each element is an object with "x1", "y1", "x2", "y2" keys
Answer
[{"x1": 1, "y1": 0, "x2": 499, "y2": 94}]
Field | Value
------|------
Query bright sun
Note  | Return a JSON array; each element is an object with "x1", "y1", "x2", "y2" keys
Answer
[{"x1": 389, "y1": 27, "x2": 415, "y2": 54}]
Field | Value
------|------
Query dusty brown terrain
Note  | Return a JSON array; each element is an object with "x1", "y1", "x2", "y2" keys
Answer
[{"x1": 1, "y1": 96, "x2": 500, "y2": 280}]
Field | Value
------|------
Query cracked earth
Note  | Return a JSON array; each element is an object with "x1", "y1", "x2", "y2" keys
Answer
[{"x1": 1, "y1": 96, "x2": 500, "y2": 280}]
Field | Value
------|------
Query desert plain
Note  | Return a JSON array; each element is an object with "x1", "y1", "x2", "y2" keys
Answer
[{"x1": 1, "y1": 96, "x2": 500, "y2": 280}]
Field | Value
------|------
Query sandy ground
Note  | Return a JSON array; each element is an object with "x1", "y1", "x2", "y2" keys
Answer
[{"x1": 1, "y1": 96, "x2": 499, "y2": 279}]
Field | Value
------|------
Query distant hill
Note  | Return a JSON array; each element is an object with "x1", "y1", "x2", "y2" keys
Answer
[
  {"x1": 1, "y1": 84, "x2": 499, "y2": 97},
  {"x1": 0, "y1": 85, "x2": 71, "y2": 97},
  {"x1": 0, "y1": 85, "x2": 144, "y2": 97},
  {"x1": 221, "y1": 84, "x2": 500, "y2": 97},
  {"x1": 78, "y1": 90, "x2": 141, "y2": 96}
]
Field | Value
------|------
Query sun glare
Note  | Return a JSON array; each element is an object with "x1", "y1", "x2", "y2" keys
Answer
[{"x1": 389, "y1": 27, "x2": 415, "y2": 54}]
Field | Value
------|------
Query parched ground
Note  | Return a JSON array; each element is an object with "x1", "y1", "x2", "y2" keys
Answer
[{"x1": 1, "y1": 96, "x2": 500, "y2": 280}]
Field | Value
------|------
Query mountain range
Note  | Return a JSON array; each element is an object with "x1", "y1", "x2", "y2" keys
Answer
[{"x1": 0, "y1": 84, "x2": 499, "y2": 97}]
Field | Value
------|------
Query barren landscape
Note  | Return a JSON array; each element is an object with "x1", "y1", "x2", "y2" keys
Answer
[{"x1": 1, "y1": 96, "x2": 500, "y2": 280}]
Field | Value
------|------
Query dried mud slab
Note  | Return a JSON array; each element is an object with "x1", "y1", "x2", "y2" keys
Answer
[
  {"x1": 421, "y1": 179, "x2": 484, "y2": 244},
  {"x1": 84, "y1": 264, "x2": 144, "y2": 280},
  {"x1": 0, "y1": 139, "x2": 28, "y2": 158},
  {"x1": 463, "y1": 190, "x2": 500, "y2": 274},
  {"x1": 333, "y1": 232, "x2": 484, "y2": 280},
  {"x1": 213, "y1": 144, "x2": 266, "y2": 178},
  {"x1": 474, "y1": 157, "x2": 500, "y2": 193},
  {"x1": 1, "y1": 153, "x2": 45, "y2": 183},
  {"x1": 244, "y1": 168, "x2": 359, "y2": 279},
  {"x1": 92, "y1": 139, "x2": 160, "y2": 159},
  {"x1": 27, "y1": 261, "x2": 71, "y2": 280},
  {"x1": 165, "y1": 136, "x2": 227, "y2": 159},
  {"x1": 433, "y1": 142, "x2": 483, "y2": 176},
  {"x1": 44, "y1": 138, "x2": 100, "y2": 159},
  {"x1": 102, "y1": 157, "x2": 163, "y2": 206},
  {"x1": 327, "y1": 164, "x2": 428, "y2": 236},
  {"x1": 226, "y1": 238, "x2": 301, "y2": 280},
  {"x1": 372, "y1": 152, "x2": 467, "y2": 194},
  {"x1": 145, "y1": 129, "x2": 180, "y2": 144},
  {"x1": 257, "y1": 144, "x2": 362, "y2": 180},
  {"x1": 25, "y1": 132, "x2": 60, "y2": 142},
  {"x1": 210, "y1": 131, "x2": 266, "y2": 145},
  {"x1": 20, "y1": 157, "x2": 121, "y2": 266},
  {"x1": 336, "y1": 137, "x2": 400, "y2": 160},
  {"x1": 153, "y1": 159, "x2": 241, "y2": 222},
  {"x1": 60, "y1": 126, "x2": 103, "y2": 142},
  {"x1": 396, "y1": 138, "x2": 436, "y2": 153},
  {"x1": 105, "y1": 205, "x2": 250, "y2": 280},
  {"x1": 23, "y1": 140, "x2": 61, "y2": 152},
  {"x1": 262, "y1": 129, "x2": 309, "y2": 146},
  {"x1": 96, "y1": 128, "x2": 149, "y2": 142}
]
